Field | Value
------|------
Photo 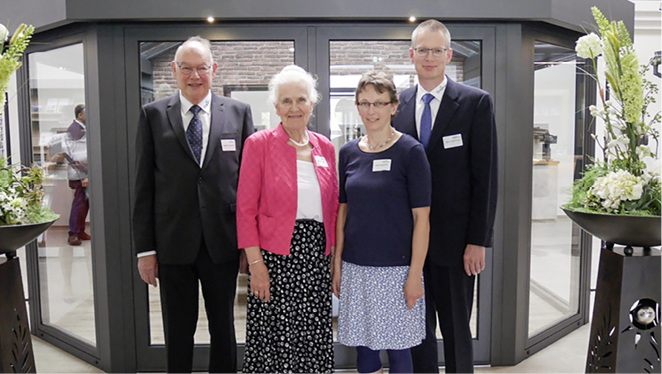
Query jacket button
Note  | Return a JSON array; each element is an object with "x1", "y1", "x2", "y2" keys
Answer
[{"x1": 198, "y1": 177, "x2": 203, "y2": 184}]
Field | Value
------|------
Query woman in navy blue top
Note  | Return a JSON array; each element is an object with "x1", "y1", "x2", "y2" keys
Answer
[{"x1": 333, "y1": 71, "x2": 432, "y2": 373}]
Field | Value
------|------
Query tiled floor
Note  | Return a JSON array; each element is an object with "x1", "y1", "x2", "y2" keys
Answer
[{"x1": 31, "y1": 322, "x2": 592, "y2": 373}]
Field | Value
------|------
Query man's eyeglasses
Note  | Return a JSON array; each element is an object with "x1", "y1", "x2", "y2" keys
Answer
[
  {"x1": 176, "y1": 63, "x2": 212, "y2": 75},
  {"x1": 356, "y1": 101, "x2": 393, "y2": 110},
  {"x1": 413, "y1": 48, "x2": 448, "y2": 58}
]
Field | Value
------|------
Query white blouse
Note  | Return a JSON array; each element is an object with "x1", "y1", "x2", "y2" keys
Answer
[{"x1": 296, "y1": 160, "x2": 324, "y2": 222}]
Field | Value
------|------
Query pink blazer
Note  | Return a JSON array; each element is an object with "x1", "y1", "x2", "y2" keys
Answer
[{"x1": 237, "y1": 124, "x2": 339, "y2": 256}]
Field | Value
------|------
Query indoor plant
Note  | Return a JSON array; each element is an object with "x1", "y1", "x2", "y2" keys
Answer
[
  {"x1": 563, "y1": 7, "x2": 661, "y2": 247},
  {"x1": 0, "y1": 24, "x2": 57, "y2": 254},
  {"x1": 0, "y1": 157, "x2": 59, "y2": 253}
]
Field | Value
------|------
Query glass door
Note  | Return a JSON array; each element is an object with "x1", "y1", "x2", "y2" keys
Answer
[
  {"x1": 316, "y1": 24, "x2": 497, "y2": 367},
  {"x1": 25, "y1": 40, "x2": 98, "y2": 352},
  {"x1": 526, "y1": 36, "x2": 592, "y2": 350},
  {"x1": 127, "y1": 23, "x2": 498, "y2": 371}
]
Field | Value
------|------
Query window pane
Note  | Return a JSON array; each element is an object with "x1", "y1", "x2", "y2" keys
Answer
[
  {"x1": 528, "y1": 42, "x2": 584, "y2": 337},
  {"x1": 29, "y1": 43, "x2": 96, "y2": 346},
  {"x1": 139, "y1": 40, "x2": 295, "y2": 345},
  {"x1": 328, "y1": 39, "x2": 482, "y2": 339}
]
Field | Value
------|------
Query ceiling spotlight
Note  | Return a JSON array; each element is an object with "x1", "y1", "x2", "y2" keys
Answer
[
  {"x1": 409, "y1": 16, "x2": 417, "y2": 22},
  {"x1": 207, "y1": 16, "x2": 215, "y2": 23}
]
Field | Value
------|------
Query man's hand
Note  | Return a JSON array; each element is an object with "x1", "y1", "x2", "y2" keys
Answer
[
  {"x1": 71, "y1": 161, "x2": 88, "y2": 173},
  {"x1": 138, "y1": 254, "x2": 158, "y2": 287},
  {"x1": 463, "y1": 244, "x2": 485, "y2": 276},
  {"x1": 81, "y1": 178, "x2": 89, "y2": 188},
  {"x1": 50, "y1": 152, "x2": 67, "y2": 163}
]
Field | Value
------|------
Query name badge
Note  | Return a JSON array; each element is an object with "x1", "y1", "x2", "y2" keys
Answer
[
  {"x1": 372, "y1": 159, "x2": 392, "y2": 172},
  {"x1": 314, "y1": 155, "x2": 328, "y2": 168},
  {"x1": 443, "y1": 134, "x2": 463, "y2": 149},
  {"x1": 221, "y1": 139, "x2": 236, "y2": 152}
]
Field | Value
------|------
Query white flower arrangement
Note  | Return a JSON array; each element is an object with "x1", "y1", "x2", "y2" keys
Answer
[
  {"x1": 0, "y1": 158, "x2": 58, "y2": 226},
  {"x1": 587, "y1": 169, "x2": 644, "y2": 212},
  {"x1": 565, "y1": 7, "x2": 661, "y2": 217}
]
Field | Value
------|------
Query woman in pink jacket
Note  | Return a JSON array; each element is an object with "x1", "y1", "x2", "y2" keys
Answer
[{"x1": 237, "y1": 65, "x2": 339, "y2": 373}]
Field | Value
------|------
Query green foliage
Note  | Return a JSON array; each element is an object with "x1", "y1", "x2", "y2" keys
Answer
[{"x1": 0, "y1": 24, "x2": 34, "y2": 101}]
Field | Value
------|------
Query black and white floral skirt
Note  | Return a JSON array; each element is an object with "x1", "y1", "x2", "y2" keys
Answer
[{"x1": 242, "y1": 220, "x2": 333, "y2": 373}]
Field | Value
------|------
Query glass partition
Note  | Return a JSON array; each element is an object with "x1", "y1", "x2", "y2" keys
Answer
[
  {"x1": 139, "y1": 40, "x2": 295, "y2": 345},
  {"x1": 28, "y1": 42, "x2": 96, "y2": 345},
  {"x1": 528, "y1": 41, "x2": 584, "y2": 337}
]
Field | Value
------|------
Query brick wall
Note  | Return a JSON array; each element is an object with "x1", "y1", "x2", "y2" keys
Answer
[
  {"x1": 150, "y1": 41, "x2": 295, "y2": 100},
  {"x1": 148, "y1": 40, "x2": 466, "y2": 101}
]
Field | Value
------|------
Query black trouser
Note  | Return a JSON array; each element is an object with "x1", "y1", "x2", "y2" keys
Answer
[
  {"x1": 411, "y1": 263, "x2": 476, "y2": 373},
  {"x1": 159, "y1": 244, "x2": 239, "y2": 373}
]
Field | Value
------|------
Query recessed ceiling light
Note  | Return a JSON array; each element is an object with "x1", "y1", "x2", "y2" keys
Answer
[
  {"x1": 207, "y1": 16, "x2": 215, "y2": 23},
  {"x1": 409, "y1": 16, "x2": 417, "y2": 22}
]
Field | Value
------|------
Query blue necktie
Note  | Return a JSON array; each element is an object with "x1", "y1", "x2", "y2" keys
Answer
[
  {"x1": 420, "y1": 93, "x2": 434, "y2": 149},
  {"x1": 187, "y1": 105, "x2": 203, "y2": 164}
]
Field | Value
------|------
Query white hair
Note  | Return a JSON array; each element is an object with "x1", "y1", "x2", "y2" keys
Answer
[
  {"x1": 268, "y1": 65, "x2": 320, "y2": 106},
  {"x1": 174, "y1": 36, "x2": 213, "y2": 65}
]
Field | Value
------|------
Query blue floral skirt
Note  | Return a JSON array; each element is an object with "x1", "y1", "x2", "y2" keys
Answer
[{"x1": 337, "y1": 261, "x2": 425, "y2": 350}]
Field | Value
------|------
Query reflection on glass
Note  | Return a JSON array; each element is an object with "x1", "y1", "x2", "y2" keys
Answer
[
  {"x1": 29, "y1": 43, "x2": 96, "y2": 345},
  {"x1": 528, "y1": 42, "x2": 584, "y2": 337},
  {"x1": 140, "y1": 40, "x2": 294, "y2": 345},
  {"x1": 329, "y1": 39, "x2": 482, "y2": 338}
]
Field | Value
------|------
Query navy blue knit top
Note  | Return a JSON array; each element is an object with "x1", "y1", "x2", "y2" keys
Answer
[{"x1": 339, "y1": 134, "x2": 431, "y2": 266}]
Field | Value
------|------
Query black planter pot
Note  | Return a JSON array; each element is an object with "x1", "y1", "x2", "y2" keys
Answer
[
  {"x1": 562, "y1": 208, "x2": 661, "y2": 248},
  {"x1": 0, "y1": 220, "x2": 56, "y2": 254}
]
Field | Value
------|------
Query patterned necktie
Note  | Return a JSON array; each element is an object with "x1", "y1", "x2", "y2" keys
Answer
[
  {"x1": 420, "y1": 93, "x2": 434, "y2": 149},
  {"x1": 187, "y1": 105, "x2": 203, "y2": 164}
]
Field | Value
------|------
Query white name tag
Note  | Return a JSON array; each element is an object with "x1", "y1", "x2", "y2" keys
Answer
[
  {"x1": 221, "y1": 139, "x2": 236, "y2": 152},
  {"x1": 443, "y1": 134, "x2": 463, "y2": 149},
  {"x1": 372, "y1": 159, "x2": 392, "y2": 172},
  {"x1": 314, "y1": 155, "x2": 329, "y2": 168}
]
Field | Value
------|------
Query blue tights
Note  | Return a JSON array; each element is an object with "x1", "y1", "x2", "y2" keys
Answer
[{"x1": 356, "y1": 346, "x2": 413, "y2": 373}]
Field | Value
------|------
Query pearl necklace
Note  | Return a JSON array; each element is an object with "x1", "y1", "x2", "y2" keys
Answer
[
  {"x1": 289, "y1": 132, "x2": 310, "y2": 147},
  {"x1": 366, "y1": 129, "x2": 395, "y2": 150}
]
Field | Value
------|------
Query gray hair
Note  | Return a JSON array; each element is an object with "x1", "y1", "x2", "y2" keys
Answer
[
  {"x1": 74, "y1": 103, "x2": 85, "y2": 118},
  {"x1": 268, "y1": 65, "x2": 320, "y2": 106},
  {"x1": 174, "y1": 36, "x2": 213, "y2": 65},
  {"x1": 411, "y1": 19, "x2": 451, "y2": 49}
]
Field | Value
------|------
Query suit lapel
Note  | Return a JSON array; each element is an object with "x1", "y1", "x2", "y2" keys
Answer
[
  {"x1": 428, "y1": 79, "x2": 459, "y2": 153},
  {"x1": 166, "y1": 95, "x2": 196, "y2": 160},
  {"x1": 203, "y1": 94, "x2": 226, "y2": 169},
  {"x1": 397, "y1": 87, "x2": 419, "y2": 139}
]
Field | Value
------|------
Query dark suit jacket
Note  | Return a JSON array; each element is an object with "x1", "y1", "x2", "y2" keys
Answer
[
  {"x1": 132, "y1": 93, "x2": 254, "y2": 265},
  {"x1": 392, "y1": 78, "x2": 497, "y2": 267}
]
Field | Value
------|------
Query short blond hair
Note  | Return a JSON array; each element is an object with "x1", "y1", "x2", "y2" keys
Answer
[{"x1": 411, "y1": 19, "x2": 451, "y2": 49}]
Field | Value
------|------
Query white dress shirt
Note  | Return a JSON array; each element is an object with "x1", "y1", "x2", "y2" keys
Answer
[{"x1": 414, "y1": 76, "x2": 448, "y2": 138}]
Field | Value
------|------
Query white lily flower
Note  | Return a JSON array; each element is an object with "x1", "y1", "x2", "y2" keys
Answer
[{"x1": 0, "y1": 23, "x2": 8, "y2": 43}]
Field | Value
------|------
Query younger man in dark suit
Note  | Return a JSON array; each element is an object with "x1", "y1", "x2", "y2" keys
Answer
[
  {"x1": 392, "y1": 19, "x2": 498, "y2": 373},
  {"x1": 133, "y1": 36, "x2": 254, "y2": 373}
]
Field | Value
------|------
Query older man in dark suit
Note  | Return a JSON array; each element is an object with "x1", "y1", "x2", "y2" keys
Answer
[
  {"x1": 392, "y1": 20, "x2": 498, "y2": 373},
  {"x1": 133, "y1": 36, "x2": 254, "y2": 373}
]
